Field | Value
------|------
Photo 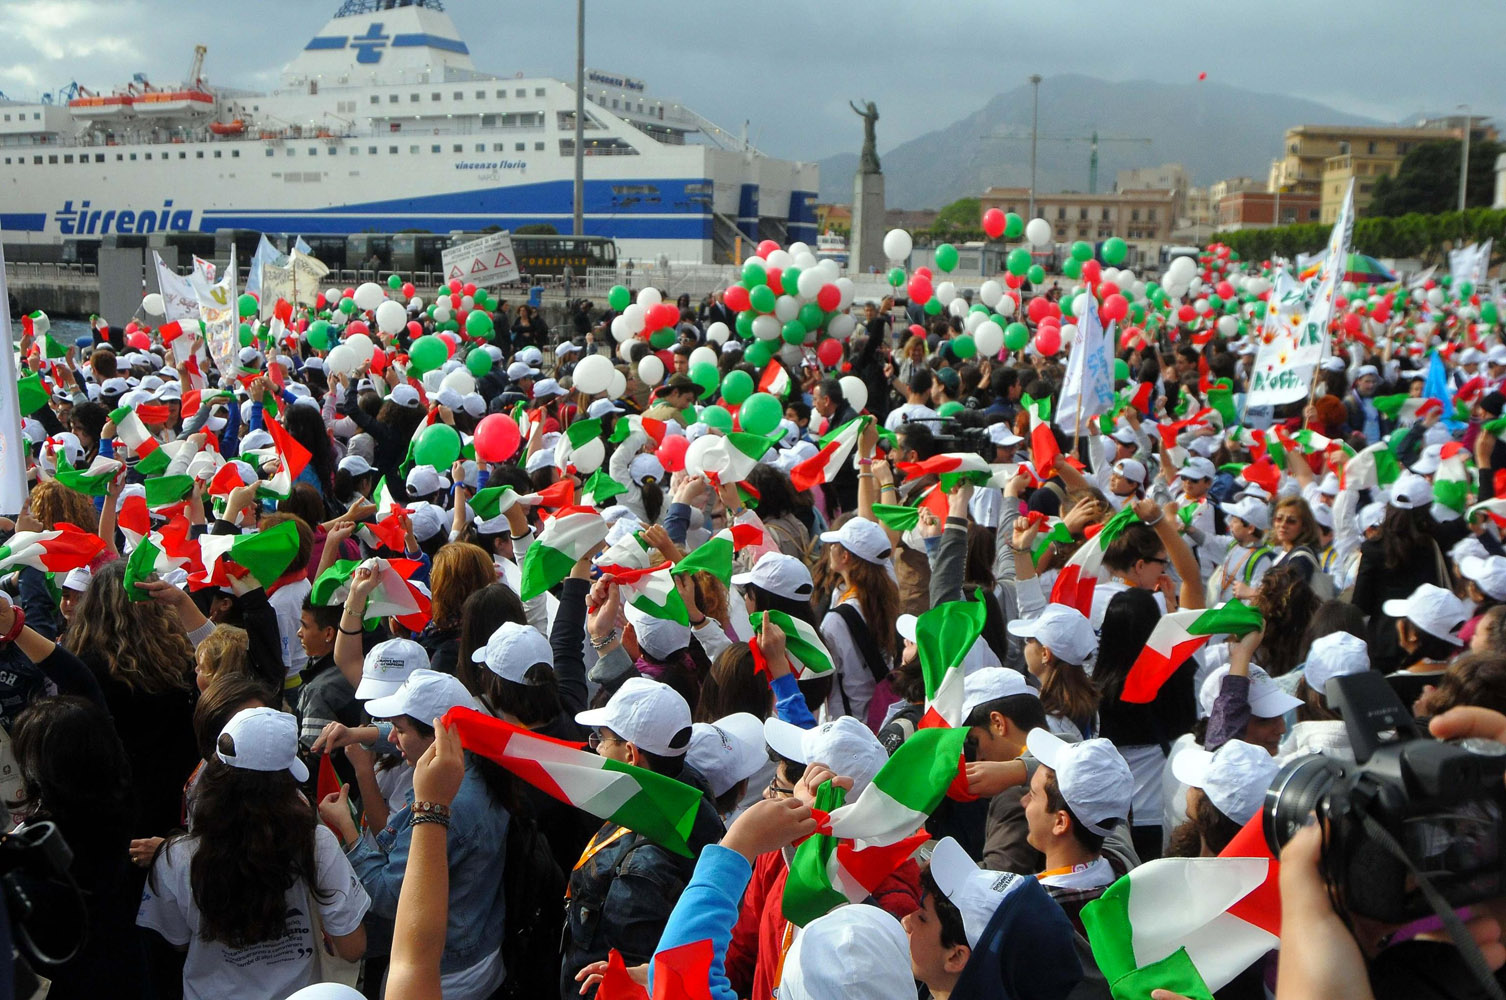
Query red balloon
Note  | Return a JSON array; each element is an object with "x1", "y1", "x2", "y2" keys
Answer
[
  {"x1": 1101, "y1": 294, "x2": 1129, "y2": 322},
  {"x1": 909, "y1": 324, "x2": 926, "y2": 339},
  {"x1": 474, "y1": 413, "x2": 521, "y2": 462},
  {"x1": 370, "y1": 348, "x2": 388, "y2": 374},
  {"x1": 816, "y1": 284, "x2": 841, "y2": 312},
  {"x1": 1027, "y1": 296, "x2": 1052, "y2": 323},
  {"x1": 907, "y1": 275, "x2": 933, "y2": 304},
  {"x1": 125, "y1": 321, "x2": 139, "y2": 334},
  {"x1": 438, "y1": 332, "x2": 458, "y2": 356},
  {"x1": 401, "y1": 282, "x2": 416, "y2": 299},
  {"x1": 1097, "y1": 282, "x2": 1120, "y2": 300},
  {"x1": 448, "y1": 279, "x2": 462, "y2": 294},
  {"x1": 982, "y1": 208, "x2": 1006, "y2": 239},
  {"x1": 1035, "y1": 327, "x2": 1062, "y2": 355},
  {"x1": 657, "y1": 302, "x2": 680, "y2": 329},
  {"x1": 1004, "y1": 273, "x2": 1024, "y2": 289},
  {"x1": 817, "y1": 338, "x2": 843, "y2": 367},
  {"x1": 126, "y1": 330, "x2": 150, "y2": 351},
  {"x1": 657, "y1": 435, "x2": 690, "y2": 473},
  {"x1": 756, "y1": 239, "x2": 779, "y2": 259},
  {"x1": 315, "y1": 294, "x2": 327, "y2": 311},
  {"x1": 343, "y1": 287, "x2": 355, "y2": 300},
  {"x1": 1342, "y1": 313, "x2": 1362, "y2": 335},
  {"x1": 724, "y1": 285, "x2": 751, "y2": 313},
  {"x1": 346, "y1": 321, "x2": 370, "y2": 337},
  {"x1": 1081, "y1": 260, "x2": 1102, "y2": 285},
  {"x1": 462, "y1": 283, "x2": 478, "y2": 297},
  {"x1": 1177, "y1": 305, "x2": 1197, "y2": 323},
  {"x1": 766, "y1": 267, "x2": 784, "y2": 296},
  {"x1": 915, "y1": 267, "x2": 933, "y2": 281},
  {"x1": 1215, "y1": 281, "x2": 1235, "y2": 300},
  {"x1": 656, "y1": 348, "x2": 675, "y2": 371},
  {"x1": 1334, "y1": 297, "x2": 1348, "y2": 312},
  {"x1": 407, "y1": 320, "x2": 423, "y2": 338}
]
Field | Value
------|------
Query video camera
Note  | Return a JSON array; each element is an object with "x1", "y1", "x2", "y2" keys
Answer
[
  {"x1": 1263, "y1": 671, "x2": 1506, "y2": 924},
  {"x1": 921, "y1": 415, "x2": 995, "y2": 461}
]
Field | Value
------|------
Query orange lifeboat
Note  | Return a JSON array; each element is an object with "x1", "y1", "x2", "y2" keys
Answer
[{"x1": 209, "y1": 119, "x2": 246, "y2": 135}]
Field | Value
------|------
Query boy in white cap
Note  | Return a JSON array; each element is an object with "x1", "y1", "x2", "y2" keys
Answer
[
  {"x1": 1383, "y1": 582, "x2": 1468, "y2": 705},
  {"x1": 1213, "y1": 495, "x2": 1275, "y2": 602},
  {"x1": 1167, "y1": 739, "x2": 1279, "y2": 856}
]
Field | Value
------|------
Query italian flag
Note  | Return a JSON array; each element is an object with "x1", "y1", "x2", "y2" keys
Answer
[
  {"x1": 670, "y1": 520, "x2": 762, "y2": 583},
  {"x1": 16, "y1": 374, "x2": 49, "y2": 416},
  {"x1": 596, "y1": 528, "x2": 657, "y2": 573},
  {"x1": 445, "y1": 706, "x2": 706, "y2": 857},
  {"x1": 1081, "y1": 816, "x2": 1280, "y2": 996},
  {"x1": 54, "y1": 456, "x2": 123, "y2": 498},
  {"x1": 1374, "y1": 394, "x2": 1441, "y2": 423},
  {"x1": 824, "y1": 725, "x2": 969, "y2": 849},
  {"x1": 1022, "y1": 393, "x2": 1060, "y2": 473},
  {"x1": 870, "y1": 502, "x2": 921, "y2": 533},
  {"x1": 747, "y1": 609, "x2": 833, "y2": 679},
  {"x1": 703, "y1": 431, "x2": 777, "y2": 487},
  {"x1": 601, "y1": 562, "x2": 688, "y2": 625},
  {"x1": 1468, "y1": 497, "x2": 1506, "y2": 530},
  {"x1": 916, "y1": 594, "x2": 988, "y2": 728},
  {"x1": 142, "y1": 474, "x2": 196, "y2": 509},
  {"x1": 609, "y1": 414, "x2": 668, "y2": 447},
  {"x1": 0, "y1": 527, "x2": 105, "y2": 575},
  {"x1": 1120, "y1": 601, "x2": 1264, "y2": 703},
  {"x1": 309, "y1": 557, "x2": 428, "y2": 625},
  {"x1": 1050, "y1": 506, "x2": 1140, "y2": 616},
  {"x1": 581, "y1": 468, "x2": 628, "y2": 507},
  {"x1": 110, "y1": 405, "x2": 171, "y2": 475},
  {"x1": 790, "y1": 415, "x2": 868, "y2": 492},
  {"x1": 757, "y1": 360, "x2": 791, "y2": 398},
  {"x1": 117, "y1": 493, "x2": 151, "y2": 552},
  {"x1": 896, "y1": 453, "x2": 993, "y2": 493},
  {"x1": 258, "y1": 414, "x2": 312, "y2": 499},
  {"x1": 1228, "y1": 426, "x2": 1286, "y2": 470},
  {"x1": 1433, "y1": 441, "x2": 1474, "y2": 515},
  {"x1": 468, "y1": 485, "x2": 521, "y2": 521},
  {"x1": 1344, "y1": 440, "x2": 1403, "y2": 491},
  {"x1": 782, "y1": 779, "x2": 930, "y2": 927},
  {"x1": 519, "y1": 506, "x2": 609, "y2": 601},
  {"x1": 555, "y1": 418, "x2": 606, "y2": 476},
  {"x1": 122, "y1": 533, "x2": 163, "y2": 602}
]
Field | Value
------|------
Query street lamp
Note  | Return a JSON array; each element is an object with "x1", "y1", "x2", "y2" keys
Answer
[
  {"x1": 1028, "y1": 75, "x2": 1042, "y2": 222},
  {"x1": 1458, "y1": 104, "x2": 1471, "y2": 214}
]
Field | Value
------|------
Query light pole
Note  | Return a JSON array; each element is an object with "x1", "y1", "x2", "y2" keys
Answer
[
  {"x1": 1028, "y1": 74, "x2": 1042, "y2": 222},
  {"x1": 1458, "y1": 104, "x2": 1471, "y2": 214},
  {"x1": 573, "y1": 0, "x2": 585, "y2": 237}
]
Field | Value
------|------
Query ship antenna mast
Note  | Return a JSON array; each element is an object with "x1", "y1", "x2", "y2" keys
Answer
[{"x1": 187, "y1": 45, "x2": 207, "y2": 88}]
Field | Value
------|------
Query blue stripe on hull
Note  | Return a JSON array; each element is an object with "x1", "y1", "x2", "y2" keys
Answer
[
  {"x1": 214, "y1": 177, "x2": 716, "y2": 217},
  {"x1": 0, "y1": 213, "x2": 47, "y2": 231},
  {"x1": 200, "y1": 212, "x2": 712, "y2": 240}
]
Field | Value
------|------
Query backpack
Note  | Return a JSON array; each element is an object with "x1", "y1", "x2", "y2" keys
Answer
[{"x1": 496, "y1": 811, "x2": 567, "y2": 999}]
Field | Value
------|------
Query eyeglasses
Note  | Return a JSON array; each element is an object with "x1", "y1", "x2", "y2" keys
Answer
[
  {"x1": 766, "y1": 776, "x2": 796, "y2": 799},
  {"x1": 587, "y1": 731, "x2": 624, "y2": 751}
]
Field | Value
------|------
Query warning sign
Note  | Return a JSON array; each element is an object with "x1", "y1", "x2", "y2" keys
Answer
[{"x1": 441, "y1": 232, "x2": 521, "y2": 288}]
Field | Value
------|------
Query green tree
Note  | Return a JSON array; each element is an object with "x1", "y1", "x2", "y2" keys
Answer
[
  {"x1": 1368, "y1": 139, "x2": 1503, "y2": 217},
  {"x1": 514, "y1": 223, "x2": 559, "y2": 235},
  {"x1": 920, "y1": 197, "x2": 985, "y2": 242}
]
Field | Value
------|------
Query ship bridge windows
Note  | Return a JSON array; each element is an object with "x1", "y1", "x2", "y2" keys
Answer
[
  {"x1": 557, "y1": 111, "x2": 603, "y2": 131},
  {"x1": 410, "y1": 94, "x2": 420, "y2": 102},
  {"x1": 560, "y1": 137, "x2": 638, "y2": 156},
  {"x1": 515, "y1": 142, "x2": 525, "y2": 151},
  {"x1": 432, "y1": 144, "x2": 441, "y2": 153},
  {"x1": 64, "y1": 154, "x2": 72, "y2": 163}
]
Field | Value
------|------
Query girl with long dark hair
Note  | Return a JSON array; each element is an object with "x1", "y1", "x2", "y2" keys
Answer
[{"x1": 1352, "y1": 489, "x2": 1447, "y2": 672}]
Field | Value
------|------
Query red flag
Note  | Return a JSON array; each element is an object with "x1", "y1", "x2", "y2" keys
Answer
[
  {"x1": 264, "y1": 415, "x2": 311, "y2": 480},
  {"x1": 1217, "y1": 813, "x2": 1281, "y2": 938}
]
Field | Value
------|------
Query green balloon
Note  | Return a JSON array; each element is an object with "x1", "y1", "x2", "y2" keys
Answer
[
  {"x1": 339, "y1": 297, "x2": 357, "y2": 315},
  {"x1": 782, "y1": 267, "x2": 801, "y2": 294},
  {"x1": 1114, "y1": 358, "x2": 1130, "y2": 381},
  {"x1": 1253, "y1": 301, "x2": 1268, "y2": 320},
  {"x1": 1459, "y1": 281, "x2": 1474, "y2": 299},
  {"x1": 1071, "y1": 241, "x2": 1093, "y2": 263},
  {"x1": 465, "y1": 311, "x2": 494, "y2": 338},
  {"x1": 722, "y1": 369, "x2": 754, "y2": 405},
  {"x1": 1004, "y1": 213, "x2": 1024, "y2": 239},
  {"x1": 439, "y1": 319, "x2": 460, "y2": 334},
  {"x1": 1006, "y1": 248, "x2": 1032, "y2": 277},
  {"x1": 1027, "y1": 264, "x2": 1046, "y2": 285},
  {"x1": 609, "y1": 285, "x2": 631, "y2": 311},
  {"x1": 1482, "y1": 302, "x2": 1499, "y2": 324},
  {"x1": 744, "y1": 340, "x2": 774, "y2": 368},
  {"x1": 690, "y1": 361, "x2": 720, "y2": 397},
  {"x1": 1004, "y1": 322, "x2": 1030, "y2": 352},
  {"x1": 742, "y1": 262, "x2": 768, "y2": 287},
  {"x1": 387, "y1": 274, "x2": 403, "y2": 290},
  {"x1": 782, "y1": 321, "x2": 807, "y2": 345},
  {"x1": 1101, "y1": 237, "x2": 1128, "y2": 265},
  {"x1": 888, "y1": 267, "x2": 906, "y2": 287},
  {"x1": 735, "y1": 310, "x2": 756, "y2": 339},
  {"x1": 749, "y1": 284, "x2": 777, "y2": 314},
  {"x1": 413, "y1": 423, "x2": 462, "y2": 469},
  {"x1": 700, "y1": 405, "x2": 733, "y2": 432},
  {"x1": 649, "y1": 328, "x2": 676, "y2": 349},
  {"x1": 797, "y1": 302, "x2": 824, "y2": 330},
  {"x1": 1062, "y1": 257, "x2": 1082, "y2": 280},
  {"x1": 937, "y1": 401, "x2": 965, "y2": 418},
  {"x1": 307, "y1": 320, "x2": 332, "y2": 351},
  {"x1": 970, "y1": 303, "x2": 991, "y2": 315},
  {"x1": 740, "y1": 392, "x2": 783, "y2": 435},
  {"x1": 1060, "y1": 297, "x2": 1075, "y2": 319},
  {"x1": 409, "y1": 335, "x2": 448, "y2": 374},
  {"x1": 238, "y1": 293, "x2": 258, "y2": 319},
  {"x1": 934, "y1": 243, "x2": 959, "y2": 273},
  {"x1": 466, "y1": 349, "x2": 493, "y2": 377},
  {"x1": 238, "y1": 323, "x2": 254, "y2": 348},
  {"x1": 952, "y1": 334, "x2": 976, "y2": 359},
  {"x1": 923, "y1": 298, "x2": 943, "y2": 315}
]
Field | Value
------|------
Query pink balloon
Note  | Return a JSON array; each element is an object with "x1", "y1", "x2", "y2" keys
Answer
[
  {"x1": 1035, "y1": 327, "x2": 1061, "y2": 355},
  {"x1": 473, "y1": 413, "x2": 521, "y2": 462},
  {"x1": 657, "y1": 434, "x2": 690, "y2": 473}
]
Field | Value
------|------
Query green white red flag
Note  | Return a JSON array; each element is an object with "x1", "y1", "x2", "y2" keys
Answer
[
  {"x1": 916, "y1": 594, "x2": 988, "y2": 728},
  {"x1": 1121, "y1": 601, "x2": 1264, "y2": 703},
  {"x1": 1050, "y1": 506, "x2": 1140, "y2": 616},
  {"x1": 0, "y1": 526, "x2": 105, "y2": 574},
  {"x1": 790, "y1": 415, "x2": 868, "y2": 492},
  {"x1": 519, "y1": 506, "x2": 609, "y2": 601},
  {"x1": 746, "y1": 609, "x2": 833, "y2": 678},
  {"x1": 670, "y1": 520, "x2": 762, "y2": 583},
  {"x1": 1023, "y1": 393, "x2": 1060, "y2": 473},
  {"x1": 110, "y1": 405, "x2": 171, "y2": 475},
  {"x1": 823, "y1": 726, "x2": 969, "y2": 849},
  {"x1": 600, "y1": 562, "x2": 688, "y2": 625}
]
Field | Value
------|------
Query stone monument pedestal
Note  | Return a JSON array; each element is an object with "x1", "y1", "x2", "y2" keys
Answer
[{"x1": 850, "y1": 170, "x2": 886, "y2": 276}]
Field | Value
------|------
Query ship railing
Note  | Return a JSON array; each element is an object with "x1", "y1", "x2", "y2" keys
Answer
[{"x1": 7, "y1": 261, "x2": 98, "y2": 281}]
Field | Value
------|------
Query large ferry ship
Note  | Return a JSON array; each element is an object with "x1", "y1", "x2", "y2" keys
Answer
[{"x1": 0, "y1": 0, "x2": 818, "y2": 264}]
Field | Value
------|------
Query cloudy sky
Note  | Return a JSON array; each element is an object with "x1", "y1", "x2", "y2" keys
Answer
[{"x1": 4, "y1": 0, "x2": 1503, "y2": 162}]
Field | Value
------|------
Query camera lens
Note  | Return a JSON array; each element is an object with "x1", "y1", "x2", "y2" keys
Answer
[{"x1": 1263, "y1": 754, "x2": 1344, "y2": 855}]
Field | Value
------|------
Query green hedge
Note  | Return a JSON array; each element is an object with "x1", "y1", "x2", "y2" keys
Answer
[{"x1": 1218, "y1": 208, "x2": 1506, "y2": 264}]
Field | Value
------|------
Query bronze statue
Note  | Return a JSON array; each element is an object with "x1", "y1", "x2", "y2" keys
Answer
[{"x1": 850, "y1": 100, "x2": 880, "y2": 174}]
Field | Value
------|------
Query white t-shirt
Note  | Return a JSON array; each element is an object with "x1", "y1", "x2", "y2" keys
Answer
[
  {"x1": 138, "y1": 825, "x2": 371, "y2": 1000},
  {"x1": 269, "y1": 576, "x2": 314, "y2": 679},
  {"x1": 1037, "y1": 855, "x2": 1114, "y2": 890},
  {"x1": 884, "y1": 401, "x2": 940, "y2": 432}
]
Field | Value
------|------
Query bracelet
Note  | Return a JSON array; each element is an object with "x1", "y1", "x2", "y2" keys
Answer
[
  {"x1": 1011, "y1": 545, "x2": 1033, "y2": 553},
  {"x1": 1142, "y1": 512, "x2": 1164, "y2": 527},
  {"x1": 338, "y1": 624, "x2": 364, "y2": 635},
  {"x1": 412, "y1": 800, "x2": 451, "y2": 820},
  {"x1": 857, "y1": 472, "x2": 875, "y2": 480},
  {"x1": 590, "y1": 628, "x2": 619, "y2": 650},
  {"x1": 688, "y1": 615, "x2": 707, "y2": 627},
  {"x1": 858, "y1": 458, "x2": 873, "y2": 466},
  {"x1": 411, "y1": 813, "x2": 450, "y2": 830},
  {"x1": 878, "y1": 483, "x2": 897, "y2": 492},
  {"x1": 0, "y1": 605, "x2": 25, "y2": 644}
]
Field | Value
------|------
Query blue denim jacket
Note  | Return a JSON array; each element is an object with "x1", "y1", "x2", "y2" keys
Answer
[{"x1": 346, "y1": 758, "x2": 510, "y2": 974}]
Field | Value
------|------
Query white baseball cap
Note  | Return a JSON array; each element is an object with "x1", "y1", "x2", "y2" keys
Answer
[
  {"x1": 1112, "y1": 457, "x2": 1147, "y2": 485},
  {"x1": 1006, "y1": 604, "x2": 1097, "y2": 666},
  {"x1": 629, "y1": 453, "x2": 665, "y2": 487},
  {"x1": 389, "y1": 384, "x2": 422, "y2": 408},
  {"x1": 575, "y1": 677, "x2": 692, "y2": 757},
  {"x1": 926, "y1": 836, "x2": 1032, "y2": 949},
  {"x1": 434, "y1": 387, "x2": 464, "y2": 412},
  {"x1": 472, "y1": 621, "x2": 553, "y2": 683},
  {"x1": 364, "y1": 668, "x2": 478, "y2": 724},
  {"x1": 1312, "y1": 502, "x2": 1334, "y2": 530},
  {"x1": 818, "y1": 518, "x2": 893, "y2": 565},
  {"x1": 1452, "y1": 537, "x2": 1490, "y2": 566},
  {"x1": 532, "y1": 378, "x2": 565, "y2": 400},
  {"x1": 1411, "y1": 444, "x2": 1443, "y2": 476},
  {"x1": 780, "y1": 905, "x2": 913, "y2": 999},
  {"x1": 1387, "y1": 472, "x2": 1433, "y2": 510},
  {"x1": 989, "y1": 424, "x2": 1024, "y2": 447},
  {"x1": 1109, "y1": 425, "x2": 1139, "y2": 446},
  {"x1": 763, "y1": 715, "x2": 887, "y2": 795},
  {"x1": 686, "y1": 713, "x2": 768, "y2": 797},
  {"x1": 239, "y1": 429, "x2": 275, "y2": 453},
  {"x1": 406, "y1": 465, "x2": 450, "y2": 498},
  {"x1": 61, "y1": 566, "x2": 93, "y2": 593},
  {"x1": 1198, "y1": 663, "x2": 1301, "y2": 719},
  {"x1": 587, "y1": 398, "x2": 625, "y2": 419},
  {"x1": 216, "y1": 707, "x2": 309, "y2": 782},
  {"x1": 731, "y1": 552, "x2": 814, "y2": 601},
  {"x1": 1460, "y1": 555, "x2": 1506, "y2": 602},
  {"x1": 519, "y1": 346, "x2": 545, "y2": 367},
  {"x1": 623, "y1": 604, "x2": 692, "y2": 661},
  {"x1": 1025, "y1": 729, "x2": 1134, "y2": 836},
  {"x1": 524, "y1": 448, "x2": 556, "y2": 475},
  {"x1": 1383, "y1": 583, "x2": 1468, "y2": 643},
  {"x1": 1178, "y1": 457, "x2": 1216, "y2": 481},
  {"x1": 461, "y1": 393, "x2": 486, "y2": 418},
  {"x1": 1304, "y1": 631, "x2": 1371, "y2": 695},
  {"x1": 338, "y1": 454, "x2": 374, "y2": 477},
  {"x1": 1219, "y1": 495, "x2": 1271, "y2": 532},
  {"x1": 1359, "y1": 501, "x2": 1386, "y2": 532},
  {"x1": 1171, "y1": 739, "x2": 1279, "y2": 825},
  {"x1": 1322, "y1": 356, "x2": 1347, "y2": 372},
  {"x1": 507, "y1": 361, "x2": 540, "y2": 380},
  {"x1": 1355, "y1": 364, "x2": 1379, "y2": 380},
  {"x1": 959, "y1": 667, "x2": 1039, "y2": 721},
  {"x1": 1488, "y1": 345, "x2": 1506, "y2": 366},
  {"x1": 356, "y1": 638, "x2": 430, "y2": 700},
  {"x1": 407, "y1": 501, "x2": 448, "y2": 542}
]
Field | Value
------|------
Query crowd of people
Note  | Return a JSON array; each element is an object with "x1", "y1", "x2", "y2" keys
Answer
[{"x1": 4, "y1": 240, "x2": 1506, "y2": 1000}]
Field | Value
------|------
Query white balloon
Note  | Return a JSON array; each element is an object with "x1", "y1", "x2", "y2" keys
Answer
[
  {"x1": 623, "y1": 303, "x2": 647, "y2": 332},
  {"x1": 344, "y1": 333, "x2": 376, "y2": 362},
  {"x1": 607, "y1": 370, "x2": 628, "y2": 400},
  {"x1": 818, "y1": 259, "x2": 842, "y2": 282},
  {"x1": 796, "y1": 269, "x2": 824, "y2": 300},
  {"x1": 793, "y1": 252, "x2": 818, "y2": 270},
  {"x1": 610, "y1": 315, "x2": 633, "y2": 342},
  {"x1": 325, "y1": 287, "x2": 343, "y2": 305},
  {"x1": 1073, "y1": 293, "x2": 1093, "y2": 318},
  {"x1": 441, "y1": 369, "x2": 476, "y2": 395},
  {"x1": 408, "y1": 296, "x2": 424, "y2": 311},
  {"x1": 617, "y1": 340, "x2": 637, "y2": 362},
  {"x1": 142, "y1": 293, "x2": 165, "y2": 316},
  {"x1": 573, "y1": 354, "x2": 615, "y2": 395},
  {"x1": 774, "y1": 295, "x2": 800, "y2": 323},
  {"x1": 742, "y1": 256, "x2": 766, "y2": 276},
  {"x1": 882, "y1": 229, "x2": 913, "y2": 262},
  {"x1": 752, "y1": 314, "x2": 782, "y2": 341},
  {"x1": 1340, "y1": 281, "x2": 1357, "y2": 297},
  {"x1": 706, "y1": 321, "x2": 730, "y2": 345},
  {"x1": 1118, "y1": 270, "x2": 1136, "y2": 288},
  {"x1": 839, "y1": 375, "x2": 869, "y2": 414},
  {"x1": 788, "y1": 241, "x2": 811, "y2": 258},
  {"x1": 964, "y1": 311, "x2": 986, "y2": 333},
  {"x1": 995, "y1": 295, "x2": 1017, "y2": 318},
  {"x1": 1188, "y1": 277, "x2": 1205, "y2": 296},
  {"x1": 375, "y1": 300, "x2": 407, "y2": 334},
  {"x1": 434, "y1": 306, "x2": 453, "y2": 324},
  {"x1": 329, "y1": 309, "x2": 348, "y2": 328},
  {"x1": 1061, "y1": 323, "x2": 1078, "y2": 347},
  {"x1": 979, "y1": 280, "x2": 1003, "y2": 308},
  {"x1": 422, "y1": 369, "x2": 445, "y2": 394},
  {"x1": 1102, "y1": 268, "x2": 1120, "y2": 286},
  {"x1": 689, "y1": 346, "x2": 718, "y2": 369},
  {"x1": 638, "y1": 355, "x2": 665, "y2": 385},
  {"x1": 460, "y1": 295, "x2": 475, "y2": 311},
  {"x1": 1194, "y1": 298, "x2": 1212, "y2": 315},
  {"x1": 949, "y1": 300, "x2": 970, "y2": 319},
  {"x1": 1025, "y1": 218, "x2": 1052, "y2": 247},
  {"x1": 935, "y1": 281, "x2": 957, "y2": 306},
  {"x1": 1217, "y1": 315, "x2": 1239, "y2": 337},
  {"x1": 1427, "y1": 288, "x2": 1445, "y2": 307},
  {"x1": 975, "y1": 321, "x2": 1004, "y2": 356},
  {"x1": 835, "y1": 277, "x2": 855, "y2": 310},
  {"x1": 766, "y1": 250, "x2": 792, "y2": 270},
  {"x1": 353, "y1": 282, "x2": 385, "y2": 311},
  {"x1": 637, "y1": 287, "x2": 662, "y2": 306},
  {"x1": 325, "y1": 344, "x2": 359, "y2": 376},
  {"x1": 827, "y1": 313, "x2": 857, "y2": 340}
]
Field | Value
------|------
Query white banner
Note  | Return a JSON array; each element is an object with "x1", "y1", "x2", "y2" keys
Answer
[
  {"x1": 1247, "y1": 268, "x2": 1314, "y2": 406},
  {"x1": 259, "y1": 249, "x2": 329, "y2": 317},
  {"x1": 1056, "y1": 297, "x2": 1117, "y2": 436},
  {"x1": 192, "y1": 245, "x2": 238, "y2": 378},
  {"x1": 441, "y1": 232, "x2": 520, "y2": 287},
  {"x1": 0, "y1": 239, "x2": 26, "y2": 515},
  {"x1": 153, "y1": 252, "x2": 202, "y2": 323},
  {"x1": 1449, "y1": 239, "x2": 1492, "y2": 288}
]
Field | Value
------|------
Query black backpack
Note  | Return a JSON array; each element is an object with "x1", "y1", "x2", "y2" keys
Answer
[{"x1": 496, "y1": 811, "x2": 567, "y2": 999}]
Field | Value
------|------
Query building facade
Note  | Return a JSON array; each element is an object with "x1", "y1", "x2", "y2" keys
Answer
[
  {"x1": 1216, "y1": 191, "x2": 1321, "y2": 230},
  {"x1": 979, "y1": 186, "x2": 1177, "y2": 250}
]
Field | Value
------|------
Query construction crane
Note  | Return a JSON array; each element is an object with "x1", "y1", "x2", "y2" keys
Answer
[
  {"x1": 979, "y1": 129, "x2": 1152, "y2": 194},
  {"x1": 186, "y1": 45, "x2": 207, "y2": 89}
]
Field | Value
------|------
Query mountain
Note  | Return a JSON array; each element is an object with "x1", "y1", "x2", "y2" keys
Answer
[{"x1": 814, "y1": 74, "x2": 1380, "y2": 209}]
